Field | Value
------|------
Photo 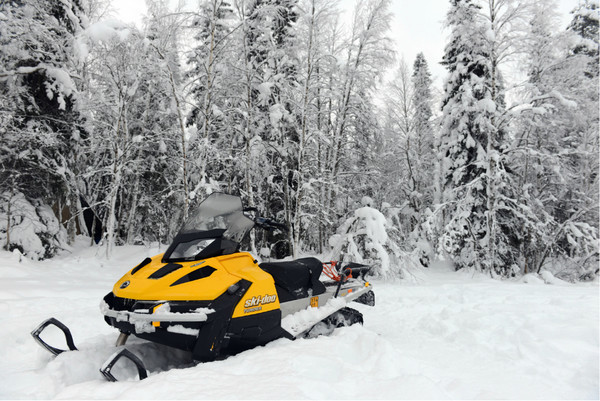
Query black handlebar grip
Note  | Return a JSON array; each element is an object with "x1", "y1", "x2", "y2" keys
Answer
[
  {"x1": 273, "y1": 221, "x2": 288, "y2": 231},
  {"x1": 255, "y1": 217, "x2": 288, "y2": 231}
]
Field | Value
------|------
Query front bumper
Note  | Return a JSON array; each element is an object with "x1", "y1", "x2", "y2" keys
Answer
[
  {"x1": 101, "y1": 301, "x2": 214, "y2": 323},
  {"x1": 100, "y1": 292, "x2": 215, "y2": 335}
]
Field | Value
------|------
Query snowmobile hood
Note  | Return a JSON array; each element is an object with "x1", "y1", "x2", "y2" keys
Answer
[
  {"x1": 112, "y1": 252, "x2": 280, "y2": 315},
  {"x1": 113, "y1": 254, "x2": 234, "y2": 301}
]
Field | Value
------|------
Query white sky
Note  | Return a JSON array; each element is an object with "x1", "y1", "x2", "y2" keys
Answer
[
  {"x1": 387, "y1": 0, "x2": 579, "y2": 88},
  {"x1": 111, "y1": 0, "x2": 580, "y2": 89}
]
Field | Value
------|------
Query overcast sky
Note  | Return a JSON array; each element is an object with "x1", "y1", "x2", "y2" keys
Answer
[
  {"x1": 111, "y1": 0, "x2": 581, "y2": 89},
  {"x1": 387, "y1": 0, "x2": 579, "y2": 86}
]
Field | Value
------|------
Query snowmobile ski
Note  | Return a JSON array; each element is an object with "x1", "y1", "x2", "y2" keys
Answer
[
  {"x1": 31, "y1": 318, "x2": 148, "y2": 381},
  {"x1": 100, "y1": 348, "x2": 148, "y2": 381},
  {"x1": 31, "y1": 317, "x2": 78, "y2": 355}
]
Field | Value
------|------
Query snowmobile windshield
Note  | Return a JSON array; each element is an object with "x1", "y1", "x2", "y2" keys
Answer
[
  {"x1": 179, "y1": 193, "x2": 254, "y2": 242},
  {"x1": 163, "y1": 193, "x2": 254, "y2": 263}
]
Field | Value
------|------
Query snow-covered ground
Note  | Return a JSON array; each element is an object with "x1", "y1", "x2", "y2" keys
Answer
[{"x1": 1, "y1": 238, "x2": 598, "y2": 399}]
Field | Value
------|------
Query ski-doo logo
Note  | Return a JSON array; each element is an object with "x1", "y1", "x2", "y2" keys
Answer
[
  {"x1": 244, "y1": 294, "x2": 277, "y2": 308},
  {"x1": 120, "y1": 280, "x2": 130, "y2": 289}
]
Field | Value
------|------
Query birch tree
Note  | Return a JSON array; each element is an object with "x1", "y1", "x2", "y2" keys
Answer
[
  {"x1": 185, "y1": 0, "x2": 236, "y2": 211},
  {"x1": 289, "y1": 0, "x2": 339, "y2": 256},
  {"x1": 322, "y1": 0, "x2": 394, "y2": 250}
]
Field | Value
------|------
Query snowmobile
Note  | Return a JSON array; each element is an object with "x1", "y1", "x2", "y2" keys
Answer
[{"x1": 31, "y1": 193, "x2": 375, "y2": 381}]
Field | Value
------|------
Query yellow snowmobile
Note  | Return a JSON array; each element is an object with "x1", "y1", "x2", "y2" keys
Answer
[{"x1": 32, "y1": 193, "x2": 374, "y2": 381}]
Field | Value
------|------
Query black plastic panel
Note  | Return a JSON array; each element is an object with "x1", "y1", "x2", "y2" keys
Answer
[
  {"x1": 131, "y1": 258, "x2": 152, "y2": 275},
  {"x1": 148, "y1": 263, "x2": 183, "y2": 279},
  {"x1": 170, "y1": 266, "x2": 216, "y2": 286}
]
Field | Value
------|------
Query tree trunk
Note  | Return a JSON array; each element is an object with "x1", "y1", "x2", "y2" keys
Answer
[
  {"x1": 105, "y1": 163, "x2": 121, "y2": 259},
  {"x1": 4, "y1": 191, "x2": 12, "y2": 251},
  {"x1": 67, "y1": 191, "x2": 78, "y2": 245}
]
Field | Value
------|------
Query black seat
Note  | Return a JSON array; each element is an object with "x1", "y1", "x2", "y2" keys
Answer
[{"x1": 259, "y1": 257, "x2": 326, "y2": 302}]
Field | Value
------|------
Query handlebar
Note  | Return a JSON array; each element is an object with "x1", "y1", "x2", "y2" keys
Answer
[
  {"x1": 243, "y1": 207, "x2": 288, "y2": 232},
  {"x1": 255, "y1": 217, "x2": 288, "y2": 232}
]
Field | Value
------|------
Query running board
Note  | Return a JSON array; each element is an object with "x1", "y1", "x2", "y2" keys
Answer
[
  {"x1": 31, "y1": 317, "x2": 78, "y2": 355},
  {"x1": 100, "y1": 349, "x2": 148, "y2": 381}
]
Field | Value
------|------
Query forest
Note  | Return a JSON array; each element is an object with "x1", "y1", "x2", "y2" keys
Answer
[{"x1": 0, "y1": 0, "x2": 598, "y2": 282}]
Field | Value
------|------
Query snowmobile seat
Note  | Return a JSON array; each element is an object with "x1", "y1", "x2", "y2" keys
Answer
[{"x1": 259, "y1": 257, "x2": 326, "y2": 302}]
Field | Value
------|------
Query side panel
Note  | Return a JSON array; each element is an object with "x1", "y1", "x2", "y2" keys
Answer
[
  {"x1": 191, "y1": 280, "x2": 253, "y2": 361},
  {"x1": 279, "y1": 292, "x2": 333, "y2": 318},
  {"x1": 218, "y1": 253, "x2": 281, "y2": 318},
  {"x1": 223, "y1": 310, "x2": 292, "y2": 356}
]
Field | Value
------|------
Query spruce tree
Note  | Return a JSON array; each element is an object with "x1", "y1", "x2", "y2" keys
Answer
[
  {"x1": 568, "y1": 0, "x2": 599, "y2": 78},
  {"x1": 439, "y1": 0, "x2": 493, "y2": 272},
  {"x1": 412, "y1": 53, "x2": 433, "y2": 141},
  {"x1": 411, "y1": 52, "x2": 435, "y2": 215}
]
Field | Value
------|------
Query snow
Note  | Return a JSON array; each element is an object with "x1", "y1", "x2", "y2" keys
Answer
[
  {"x1": 0, "y1": 192, "x2": 66, "y2": 260},
  {"x1": 281, "y1": 297, "x2": 346, "y2": 337},
  {"x1": 151, "y1": 303, "x2": 214, "y2": 321},
  {"x1": 166, "y1": 325, "x2": 199, "y2": 337},
  {"x1": 85, "y1": 20, "x2": 129, "y2": 43},
  {"x1": 477, "y1": 97, "x2": 496, "y2": 112},
  {"x1": 550, "y1": 89, "x2": 578, "y2": 108},
  {"x1": 353, "y1": 206, "x2": 389, "y2": 244},
  {"x1": 0, "y1": 239, "x2": 598, "y2": 399},
  {"x1": 256, "y1": 82, "x2": 273, "y2": 104},
  {"x1": 269, "y1": 104, "x2": 284, "y2": 125},
  {"x1": 75, "y1": 19, "x2": 131, "y2": 60}
]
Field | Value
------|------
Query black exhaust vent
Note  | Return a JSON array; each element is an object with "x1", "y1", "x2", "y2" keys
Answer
[
  {"x1": 131, "y1": 257, "x2": 152, "y2": 275},
  {"x1": 170, "y1": 266, "x2": 216, "y2": 286},
  {"x1": 149, "y1": 263, "x2": 183, "y2": 279}
]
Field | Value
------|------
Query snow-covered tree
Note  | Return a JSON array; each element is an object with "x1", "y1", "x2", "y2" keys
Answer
[
  {"x1": 289, "y1": 0, "x2": 339, "y2": 256},
  {"x1": 239, "y1": 0, "x2": 300, "y2": 258},
  {"x1": 381, "y1": 53, "x2": 436, "y2": 240},
  {"x1": 568, "y1": 0, "x2": 599, "y2": 77},
  {"x1": 439, "y1": 0, "x2": 493, "y2": 272},
  {"x1": 329, "y1": 197, "x2": 412, "y2": 279},
  {"x1": 0, "y1": 0, "x2": 88, "y2": 255},
  {"x1": 382, "y1": 58, "x2": 415, "y2": 208},
  {"x1": 411, "y1": 53, "x2": 436, "y2": 213},
  {"x1": 510, "y1": 0, "x2": 599, "y2": 279},
  {"x1": 80, "y1": 17, "x2": 186, "y2": 255},
  {"x1": 321, "y1": 0, "x2": 395, "y2": 250},
  {"x1": 438, "y1": 0, "x2": 553, "y2": 277},
  {"x1": 185, "y1": 0, "x2": 236, "y2": 212}
]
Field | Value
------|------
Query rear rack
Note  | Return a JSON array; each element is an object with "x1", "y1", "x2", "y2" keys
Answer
[
  {"x1": 322, "y1": 261, "x2": 372, "y2": 281},
  {"x1": 322, "y1": 261, "x2": 346, "y2": 282}
]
